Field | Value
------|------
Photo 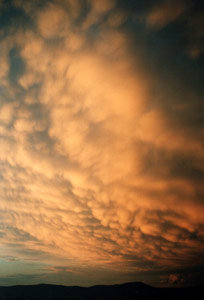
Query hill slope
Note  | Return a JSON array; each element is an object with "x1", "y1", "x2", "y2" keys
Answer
[{"x1": 0, "y1": 281, "x2": 203, "y2": 300}]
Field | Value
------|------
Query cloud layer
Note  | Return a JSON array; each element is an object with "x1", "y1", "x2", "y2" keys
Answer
[{"x1": 0, "y1": 0, "x2": 203, "y2": 287}]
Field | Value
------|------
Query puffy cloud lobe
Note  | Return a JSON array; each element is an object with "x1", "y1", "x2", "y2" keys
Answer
[
  {"x1": 145, "y1": 0, "x2": 204, "y2": 59},
  {"x1": 0, "y1": 0, "x2": 203, "y2": 287},
  {"x1": 187, "y1": 12, "x2": 204, "y2": 58},
  {"x1": 37, "y1": 3, "x2": 70, "y2": 39},
  {"x1": 83, "y1": 0, "x2": 115, "y2": 28},
  {"x1": 146, "y1": 0, "x2": 191, "y2": 29}
]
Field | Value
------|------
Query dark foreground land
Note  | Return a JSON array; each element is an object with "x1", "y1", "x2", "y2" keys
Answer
[{"x1": 0, "y1": 281, "x2": 203, "y2": 300}]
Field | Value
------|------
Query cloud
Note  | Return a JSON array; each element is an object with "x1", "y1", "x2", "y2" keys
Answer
[
  {"x1": 186, "y1": 11, "x2": 204, "y2": 58},
  {"x1": 0, "y1": 103, "x2": 14, "y2": 125},
  {"x1": 145, "y1": 0, "x2": 204, "y2": 59},
  {"x1": 36, "y1": 3, "x2": 70, "y2": 39},
  {"x1": 0, "y1": 0, "x2": 203, "y2": 287},
  {"x1": 106, "y1": 10, "x2": 127, "y2": 27},
  {"x1": 146, "y1": 0, "x2": 191, "y2": 29},
  {"x1": 83, "y1": 0, "x2": 115, "y2": 28}
]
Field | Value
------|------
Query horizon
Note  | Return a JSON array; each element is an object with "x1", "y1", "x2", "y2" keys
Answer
[
  {"x1": 0, "y1": 281, "x2": 203, "y2": 300},
  {"x1": 0, "y1": 0, "x2": 204, "y2": 289},
  {"x1": 0, "y1": 281, "x2": 150, "y2": 287},
  {"x1": 0, "y1": 280, "x2": 203, "y2": 288}
]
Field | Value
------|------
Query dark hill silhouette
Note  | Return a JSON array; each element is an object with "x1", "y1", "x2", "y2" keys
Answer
[{"x1": 0, "y1": 281, "x2": 203, "y2": 300}]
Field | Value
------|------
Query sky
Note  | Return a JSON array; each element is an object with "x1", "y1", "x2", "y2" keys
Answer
[{"x1": 0, "y1": 0, "x2": 204, "y2": 288}]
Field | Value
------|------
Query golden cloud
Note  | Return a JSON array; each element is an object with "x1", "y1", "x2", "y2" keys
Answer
[{"x1": 0, "y1": 0, "x2": 203, "y2": 284}]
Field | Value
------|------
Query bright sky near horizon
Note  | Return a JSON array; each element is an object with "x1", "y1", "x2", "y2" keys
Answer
[{"x1": 0, "y1": 0, "x2": 204, "y2": 287}]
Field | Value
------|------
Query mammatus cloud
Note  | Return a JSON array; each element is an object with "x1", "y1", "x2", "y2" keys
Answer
[
  {"x1": 146, "y1": 0, "x2": 204, "y2": 58},
  {"x1": 146, "y1": 0, "x2": 191, "y2": 29},
  {"x1": 0, "y1": 0, "x2": 203, "y2": 287}
]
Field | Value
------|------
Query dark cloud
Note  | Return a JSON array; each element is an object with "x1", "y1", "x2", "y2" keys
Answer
[
  {"x1": 0, "y1": 2, "x2": 32, "y2": 33},
  {"x1": 8, "y1": 47, "x2": 25, "y2": 82}
]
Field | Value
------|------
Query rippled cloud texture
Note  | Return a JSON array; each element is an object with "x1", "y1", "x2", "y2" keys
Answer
[{"x1": 0, "y1": 0, "x2": 204, "y2": 287}]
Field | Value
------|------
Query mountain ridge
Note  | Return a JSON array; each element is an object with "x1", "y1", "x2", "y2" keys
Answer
[{"x1": 0, "y1": 281, "x2": 203, "y2": 300}]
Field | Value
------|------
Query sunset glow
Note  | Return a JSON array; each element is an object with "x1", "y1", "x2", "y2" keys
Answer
[{"x1": 0, "y1": 0, "x2": 203, "y2": 287}]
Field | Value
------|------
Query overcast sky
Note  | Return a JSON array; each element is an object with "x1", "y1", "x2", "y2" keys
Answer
[{"x1": 0, "y1": 0, "x2": 204, "y2": 287}]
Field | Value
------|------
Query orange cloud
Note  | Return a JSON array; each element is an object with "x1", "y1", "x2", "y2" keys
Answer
[
  {"x1": 36, "y1": 3, "x2": 70, "y2": 39},
  {"x1": 83, "y1": 0, "x2": 115, "y2": 28},
  {"x1": 146, "y1": 0, "x2": 191, "y2": 29},
  {"x1": 0, "y1": 0, "x2": 203, "y2": 286}
]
